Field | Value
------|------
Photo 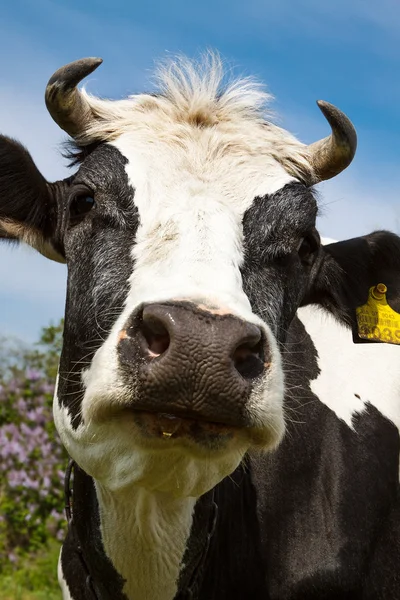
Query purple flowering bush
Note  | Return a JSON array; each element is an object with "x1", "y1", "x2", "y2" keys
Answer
[{"x1": 0, "y1": 323, "x2": 68, "y2": 571}]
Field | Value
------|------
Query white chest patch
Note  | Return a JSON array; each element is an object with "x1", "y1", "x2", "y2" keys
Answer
[
  {"x1": 298, "y1": 305, "x2": 400, "y2": 431},
  {"x1": 95, "y1": 484, "x2": 196, "y2": 600}
]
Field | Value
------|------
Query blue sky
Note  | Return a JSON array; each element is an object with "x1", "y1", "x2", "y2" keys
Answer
[{"x1": 0, "y1": 0, "x2": 399, "y2": 342}]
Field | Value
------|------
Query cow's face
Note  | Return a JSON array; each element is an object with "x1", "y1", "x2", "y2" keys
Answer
[
  {"x1": 56, "y1": 142, "x2": 318, "y2": 496},
  {"x1": 0, "y1": 56, "x2": 356, "y2": 497}
]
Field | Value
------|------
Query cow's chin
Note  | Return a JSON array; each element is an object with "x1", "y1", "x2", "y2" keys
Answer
[
  {"x1": 54, "y1": 401, "x2": 250, "y2": 497},
  {"x1": 93, "y1": 443, "x2": 247, "y2": 497}
]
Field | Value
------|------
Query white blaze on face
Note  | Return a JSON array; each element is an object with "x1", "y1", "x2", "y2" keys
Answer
[{"x1": 111, "y1": 130, "x2": 296, "y2": 314}]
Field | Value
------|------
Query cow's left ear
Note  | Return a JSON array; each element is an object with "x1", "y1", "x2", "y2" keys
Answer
[
  {"x1": 303, "y1": 231, "x2": 400, "y2": 322},
  {"x1": 0, "y1": 135, "x2": 66, "y2": 263}
]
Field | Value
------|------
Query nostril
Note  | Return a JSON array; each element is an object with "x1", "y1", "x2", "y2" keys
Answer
[
  {"x1": 232, "y1": 333, "x2": 265, "y2": 381},
  {"x1": 141, "y1": 314, "x2": 171, "y2": 358}
]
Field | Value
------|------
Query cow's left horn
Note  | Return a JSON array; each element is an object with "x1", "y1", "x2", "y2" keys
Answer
[
  {"x1": 308, "y1": 100, "x2": 357, "y2": 183},
  {"x1": 45, "y1": 57, "x2": 103, "y2": 137}
]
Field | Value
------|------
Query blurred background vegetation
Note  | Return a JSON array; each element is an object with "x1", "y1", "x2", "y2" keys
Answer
[{"x1": 0, "y1": 320, "x2": 66, "y2": 599}]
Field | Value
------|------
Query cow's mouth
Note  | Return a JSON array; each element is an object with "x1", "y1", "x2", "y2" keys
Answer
[{"x1": 132, "y1": 410, "x2": 236, "y2": 443}]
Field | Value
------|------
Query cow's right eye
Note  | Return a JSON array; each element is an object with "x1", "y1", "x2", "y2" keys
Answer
[{"x1": 69, "y1": 192, "x2": 96, "y2": 222}]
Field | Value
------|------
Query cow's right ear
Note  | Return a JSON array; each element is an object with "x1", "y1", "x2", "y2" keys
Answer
[{"x1": 0, "y1": 135, "x2": 66, "y2": 263}]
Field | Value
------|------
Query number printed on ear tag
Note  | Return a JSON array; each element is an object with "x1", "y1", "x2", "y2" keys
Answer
[{"x1": 356, "y1": 284, "x2": 400, "y2": 345}]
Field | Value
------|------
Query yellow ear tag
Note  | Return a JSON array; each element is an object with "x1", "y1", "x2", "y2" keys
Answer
[{"x1": 356, "y1": 284, "x2": 400, "y2": 345}]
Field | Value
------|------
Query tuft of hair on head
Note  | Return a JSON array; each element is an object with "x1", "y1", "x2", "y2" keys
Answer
[
  {"x1": 74, "y1": 51, "x2": 276, "y2": 144},
  {"x1": 66, "y1": 51, "x2": 312, "y2": 182},
  {"x1": 152, "y1": 50, "x2": 274, "y2": 127}
]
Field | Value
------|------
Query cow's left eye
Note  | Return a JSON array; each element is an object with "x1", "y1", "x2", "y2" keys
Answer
[{"x1": 69, "y1": 191, "x2": 96, "y2": 222}]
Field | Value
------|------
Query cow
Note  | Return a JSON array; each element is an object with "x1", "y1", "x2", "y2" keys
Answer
[{"x1": 0, "y1": 54, "x2": 399, "y2": 600}]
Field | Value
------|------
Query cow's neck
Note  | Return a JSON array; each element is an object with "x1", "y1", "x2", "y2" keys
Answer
[
  {"x1": 66, "y1": 465, "x2": 218, "y2": 600},
  {"x1": 95, "y1": 483, "x2": 196, "y2": 600}
]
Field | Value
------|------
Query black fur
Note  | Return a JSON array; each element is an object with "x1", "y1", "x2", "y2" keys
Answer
[
  {"x1": 0, "y1": 136, "x2": 57, "y2": 240},
  {"x1": 305, "y1": 231, "x2": 400, "y2": 326},
  {"x1": 58, "y1": 144, "x2": 139, "y2": 428},
  {"x1": 241, "y1": 183, "x2": 320, "y2": 341},
  {"x1": 61, "y1": 466, "x2": 128, "y2": 600}
]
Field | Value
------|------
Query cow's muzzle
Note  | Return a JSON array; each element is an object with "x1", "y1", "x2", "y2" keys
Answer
[{"x1": 117, "y1": 301, "x2": 269, "y2": 434}]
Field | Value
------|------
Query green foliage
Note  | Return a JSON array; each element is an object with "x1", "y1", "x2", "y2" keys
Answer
[
  {"x1": 0, "y1": 540, "x2": 61, "y2": 599},
  {"x1": 32, "y1": 319, "x2": 64, "y2": 381},
  {"x1": 0, "y1": 319, "x2": 68, "y2": 582},
  {"x1": 0, "y1": 336, "x2": 29, "y2": 381},
  {"x1": 0, "y1": 320, "x2": 63, "y2": 382}
]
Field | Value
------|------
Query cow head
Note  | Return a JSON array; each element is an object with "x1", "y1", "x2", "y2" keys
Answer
[{"x1": 0, "y1": 56, "x2": 357, "y2": 497}]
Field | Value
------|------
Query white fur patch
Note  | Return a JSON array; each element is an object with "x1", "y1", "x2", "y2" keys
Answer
[
  {"x1": 104, "y1": 127, "x2": 295, "y2": 318},
  {"x1": 320, "y1": 236, "x2": 338, "y2": 245},
  {"x1": 298, "y1": 305, "x2": 400, "y2": 431},
  {"x1": 96, "y1": 484, "x2": 196, "y2": 600}
]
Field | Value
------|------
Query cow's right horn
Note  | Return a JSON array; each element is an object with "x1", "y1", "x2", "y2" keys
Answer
[
  {"x1": 308, "y1": 100, "x2": 357, "y2": 183},
  {"x1": 45, "y1": 57, "x2": 103, "y2": 138}
]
